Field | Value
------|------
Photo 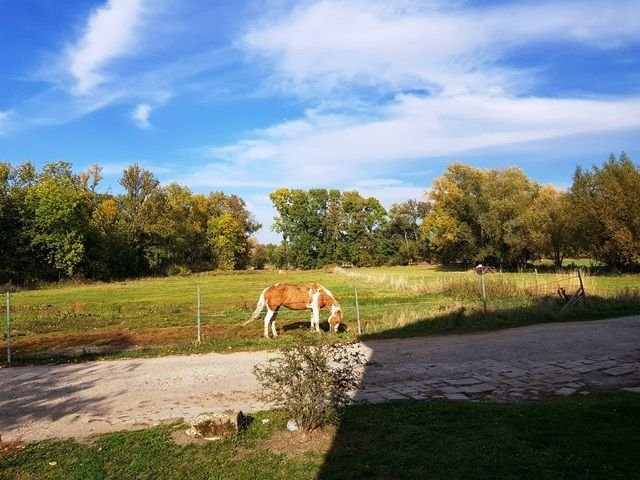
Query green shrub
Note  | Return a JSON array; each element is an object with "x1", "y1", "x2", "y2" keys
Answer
[{"x1": 253, "y1": 341, "x2": 364, "y2": 431}]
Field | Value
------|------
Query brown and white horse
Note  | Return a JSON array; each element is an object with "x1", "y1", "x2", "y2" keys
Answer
[{"x1": 244, "y1": 283, "x2": 343, "y2": 338}]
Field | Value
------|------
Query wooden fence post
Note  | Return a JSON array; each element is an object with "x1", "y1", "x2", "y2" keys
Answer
[
  {"x1": 196, "y1": 286, "x2": 201, "y2": 344},
  {"x1": 480, "y1": 273, "x2": 487, "y2": 315},
  {"x1": 6, "y1": 292, "x2": 11, "y2": 364},
  {"x1": 577, "y1": 270, "x2": 586, "y2": 299},
  {"x1": 353, "y1": 283, "x2": 362, "y2": 335}
]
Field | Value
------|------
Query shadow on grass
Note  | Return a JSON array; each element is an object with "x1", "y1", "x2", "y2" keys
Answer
[
  {"x1": 361, "y1": 294, "x2": 640, "y2": 340},
  {"x1": 317, "y1": 394, "x2": 640, "y2": 480},
  {"x1": 316, "y1": 295, "x2": 640, "y2": 479}
]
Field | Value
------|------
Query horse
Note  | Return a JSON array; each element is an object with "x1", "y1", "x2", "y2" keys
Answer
[{"x1": 243, "y1": 282, "x2": 343, "y2": 338}]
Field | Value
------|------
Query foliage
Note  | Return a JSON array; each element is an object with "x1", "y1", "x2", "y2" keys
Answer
[
  {"x1": 270, "y1": 188, "x2": 392, "y2": 268},
  {"x1": 525, "y1": 186, "x2": 578, "y2": 269},
  {"x1": 2, "y1": 154, "x2": 639, "y2": 284},
  {"x1": 421, "y1": 163, "x2": 540, "y2": 267},
  {"x1": 0, "y1": 161, "x2": 259, "y2": 283},
  {"x1": 253, "y1": 342, "x2": 365, "y2": 431},
  {"x1": 25, "y1": 176, "x2": 90, "y2": 278},
  {"x1": 571, "y1": 152, "x2": 640, "y2": 269}
]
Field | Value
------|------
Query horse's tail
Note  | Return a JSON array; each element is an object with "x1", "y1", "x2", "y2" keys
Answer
[{"x1": 243, "y1": 287, "x2": 268, "y2": 326}]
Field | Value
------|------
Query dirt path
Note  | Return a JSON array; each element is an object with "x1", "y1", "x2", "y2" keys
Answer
[{"x1": 2, "y1": 316, "x2": 639, "y2": 443}]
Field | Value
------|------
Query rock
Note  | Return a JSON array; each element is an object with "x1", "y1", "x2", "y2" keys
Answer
[
  {"x1": 286, "y1": 419, "x2": 299, "y2": 431},
  {"x1": 185, "y1": 411, "x2": 245, "y2": 440}
]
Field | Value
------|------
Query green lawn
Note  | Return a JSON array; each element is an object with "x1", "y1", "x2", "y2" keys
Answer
[
  {"x1": 2, "y1": 394, "x2": 639, "y2": 479},
  {"x1": 2, "y1": 266, "x2": 640, "y2": 364}
]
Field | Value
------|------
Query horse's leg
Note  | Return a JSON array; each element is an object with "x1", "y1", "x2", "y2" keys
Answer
[
  {"x1": 312, "y1": 306, "x2": 321, "y2": 332},
  {"x1": 263, "y1": 308, "x2": 275, "y2": 338},
  {"x1": 310, "y1": 291, "x2": 321, "y2": 332},
  {"x1": 271, "y1": 309, "x2": 279, "y2": 338}
]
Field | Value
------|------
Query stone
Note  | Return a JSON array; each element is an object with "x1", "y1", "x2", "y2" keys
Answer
[
  {"x1": 186, "y1": 411, "x2": 245, "y2": 440},
  {"x1": 602, "y1": 365, "x2": 637, "y2": 377},
  {"x1": 555, "y1": 387, "x2": 577, "y2": 396},
  {"x1": 444, "y1": 378, "x2": 480, "y2": 386}
]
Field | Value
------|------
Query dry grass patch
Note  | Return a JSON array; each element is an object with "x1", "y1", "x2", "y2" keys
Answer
[{"x1": 263, "y1": 426, "x2": 336, "y2": 459}]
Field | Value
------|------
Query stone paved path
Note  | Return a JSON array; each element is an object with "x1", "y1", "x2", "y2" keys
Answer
[
  {"x1": 354, "y1": 355, "x2": 640, "y2": 403},
  {"x1": 354, "y1": 315, "x2": 640, "y2": 402},
  {"x1": 1, "y1": 316, "x2": 639, "y2": 443}
]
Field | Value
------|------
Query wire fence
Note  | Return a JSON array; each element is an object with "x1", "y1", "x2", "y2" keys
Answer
[{"x1": 3, "y1": 268, "x2": 640, "y2": 364}]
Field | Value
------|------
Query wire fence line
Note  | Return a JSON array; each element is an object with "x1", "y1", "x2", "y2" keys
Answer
[{"x1": 6, "y1": 268, "x2": 640, "y2": 364}]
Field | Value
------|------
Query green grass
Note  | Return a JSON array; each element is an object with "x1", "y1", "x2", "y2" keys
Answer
[
  {"x1": 2, "y1": 394, "x2": 639, "y2": 479},
  {"x1": 2, "y1": 266, "x2": 640, "y2": 364}
]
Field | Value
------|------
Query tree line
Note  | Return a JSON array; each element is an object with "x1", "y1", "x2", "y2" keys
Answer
[
  {"x1": 268, "y1": 152, "x2": 639, "y2": 270},
  {"x1": 1, "y1": 153, "x2": 638, "y2": 284},
  {"x1": 0, "y1": 161, "x2": 260, "y2": 283}
]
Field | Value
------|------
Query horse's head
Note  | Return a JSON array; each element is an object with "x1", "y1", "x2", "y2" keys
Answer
[{"x1": 328, "y1": 304, "x2": 343, "y2": 333}]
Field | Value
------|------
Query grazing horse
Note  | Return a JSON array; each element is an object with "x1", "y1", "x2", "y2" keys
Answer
[{"x1": 244, "y1": 283, "x2": 343, "y2": 338}]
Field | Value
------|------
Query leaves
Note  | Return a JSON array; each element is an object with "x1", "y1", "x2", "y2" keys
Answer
[{"x1": 254, "y1": 342, "x2": 365, "y2": 431}]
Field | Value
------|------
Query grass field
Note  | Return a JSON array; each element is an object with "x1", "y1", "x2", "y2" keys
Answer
[
  {"x1": 2, "y1": 265, "x2": 640, "y2": 364},
  {"x1": 2, "y1": 394, "x2": 639, "y2": 479}
]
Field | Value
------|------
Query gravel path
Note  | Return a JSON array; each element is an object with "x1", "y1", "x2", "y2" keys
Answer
[{"x1": 1, "y1": 316, "x2": 639, "y2": 443}]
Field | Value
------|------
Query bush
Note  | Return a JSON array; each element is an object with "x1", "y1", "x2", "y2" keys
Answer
[{"x1": 253, "y1": 341, "x2": 364, "y2": 431}]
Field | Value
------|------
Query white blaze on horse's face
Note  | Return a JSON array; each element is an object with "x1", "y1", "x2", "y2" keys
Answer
[{"x1": 328, "y1": 303, "x2": 342, "y2": 332}]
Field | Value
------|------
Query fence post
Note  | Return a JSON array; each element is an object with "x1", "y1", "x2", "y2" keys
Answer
[
  {"x1": 480, "y1": 273, "x2": 487, "y2": 315},
  {"x1": 577, "y1": 270, "x2": 586, "y2": 299},
  {"x1": 5, "y1": 292, "x2": 11, "y2": 364},
  {"x1": 353, "y1": 283, "x2": 362, "y2": 335},
  {"x1": 196, "y1": 286, "x2": 201, "y2": 344}
]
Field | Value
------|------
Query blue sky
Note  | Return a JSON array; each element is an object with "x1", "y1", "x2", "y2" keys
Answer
[{"x1": 1, "y1": 0, "x2": 639, "y2": 243}]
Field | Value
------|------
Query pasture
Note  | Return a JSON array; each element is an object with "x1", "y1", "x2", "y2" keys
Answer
[{"x1": 2, "y1": 265, "x2": 640, "y2": 364}]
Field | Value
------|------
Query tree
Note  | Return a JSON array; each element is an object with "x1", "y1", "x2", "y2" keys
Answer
[
  {"x1": 207, "y1": 213, "x2": 246, "y2": 270},
  {"x1": 525, "y1": 186, "x2": 577, "y2": 269},
  {"x1": 207, "y1": 192, "x2": 261, "y2": 269},
  {"x1": 420, "y1": 163, "x2": 486, "y2": 264},
  {"x1": 571, "y1": 152, "x2": 640, "y2": 269},
  {"x1": 387, "y1": 199, "x2": 429, "y2": 264},
  {"x1": 338, "y1": 191, "x2": 388, "y2": 266},
  {"x1": 421, "y1": 163, "x2": 540, "y2": 267},
  {"x1": 25, "y1": 176, "x2": 90, "y2": 278},
  {"x1": 118, "y1": 164, "x2": 166, "y2": 274},
  {"x1": 270, "y1": 188, "x2": 327, "y2": 268}
]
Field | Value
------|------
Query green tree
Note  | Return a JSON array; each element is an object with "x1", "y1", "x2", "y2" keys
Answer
[
  {"x1": 571, "y1": 152, "x2": 640, "y2": 269},
  {"x1": 270, "y1": 188, "x2": 327, "y2": 268},
  {"x1": 338, "y1": 191, "x2": 388, "y2": 266},
  {"x1": 420, "y1": 164, "x2": 485, "y2": 264},
  {"x1": 207, "y1": 192, "x2": 261, "y2": 269},
  {"x1": 421, "y1": 163, "x2": 540, "y2": 267},
  {"x1": 207, "y1": 212, "x2": 246, "y2": 270},
  {"x1": 25, "y1": 175, "x2": 90, "y2": 278},
  {"x1": 118, "y1": 164, "x2": 166, "y2": 274},
  {"x1": 525, "y1": 186, "x2": 577, "y2": 269},
  {"x1": 387, "y1": 199, "x2": 430, "y2": 264}
]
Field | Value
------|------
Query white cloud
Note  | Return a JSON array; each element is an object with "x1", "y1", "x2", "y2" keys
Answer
[
  {"x1": 196, "y1": 94, "x2": 640, "y2": 191},
  {"x1": 187, "y1": 0, "x2": 640, "y2": 194},
  {"x1": 132, "y1": 103, "x2": 152, "y2": 129},
  {"x1": 67, "y1": 0, "x2": 145, "y2": 94},
  {"x1": 243, "y1": 0, "x2": 640, "y2": 97}
]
